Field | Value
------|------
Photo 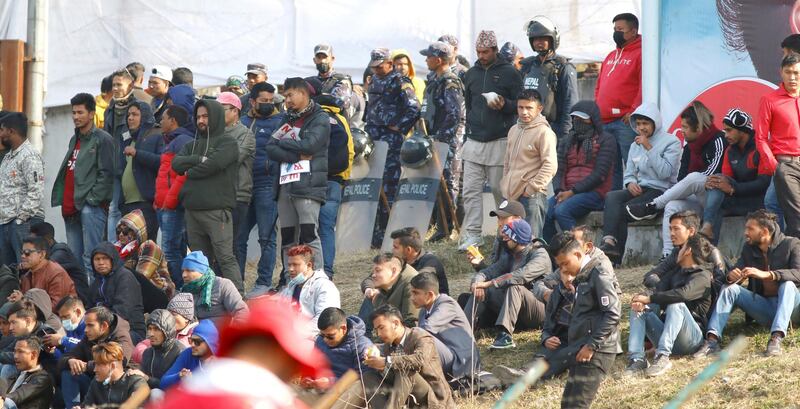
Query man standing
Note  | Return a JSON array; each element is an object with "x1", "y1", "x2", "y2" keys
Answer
[
  {"x1": 460, "y1": 30, "x2": 523, "y2": 250},
  {"x1": 307, "y1": 44, "x2": 355, "y2": 121},
  {"x1": 437, "y1": 34, "x2": 469, "y2": 79},
  {"x1": 365, "y1": 48, "x2": 421, "y2": 248},
  {"x1": 391, "y1": 227, "x2": 449, "y2": 295},
  {"x1": 239, "y1": 63, "x2": 284, "y2": 116},
  {"x1": 549, "y1": 231, "x2": 621, "y2": 409},
  {"x1": 391, "y1": 49, "x2": 426, "y2": 105},
  {"x1": 520, "y1": 15, "x2": 579, "y2": 139},
  {"x1": 595, "y1": 13, "x2": 642, "y2": 190},
  {"x1": 148, "y1": 65, "x2": 172, "y2": 122},
  {"x1": 0, "y1": 112, "x2": 45, "y2": 268},
  {"x1": 52, "y1": 93, "x2": 114, "y2": 272},
  {"x1": 217, "y1": 92, "x2": 255, "y2": 261},
  {"x1": 500, "y1": 90, "x2": 558, "y2": 238},
  {"x1": 125, "y1": 61, "x2": 153, "y2": 104},
  {"x1": 172, "y1": 99, "x2": 243, "y2": 294},
  {"x1": 238, "y1": 82, "x2": 285, "y2": 296},
  {"x1": 265, "y1": 78, "x2": 330, "y2": 281},
  {"x1": 465, "y1": 219, "x2": 550, "y2": 349},
  {"x1": 757, "y1": 54, "x2": 800, "y2": 237},
  {"x1": 420, "y1": 41, "x2": 465, "y2": 242}
]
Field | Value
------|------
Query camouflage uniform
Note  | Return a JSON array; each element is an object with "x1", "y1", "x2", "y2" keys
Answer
[
  {"x1": 422, "y1": 67, "x2": 465, "y2": 200},
  {"x1": 0, "y1": 139, "x2": 45, "y2": 266},
  {"x1": 316, "y1": 71, "x2": 355, "y2": 121},
  {"x1": 365, "y1": 54, "x2": 420, "y2": 246}
]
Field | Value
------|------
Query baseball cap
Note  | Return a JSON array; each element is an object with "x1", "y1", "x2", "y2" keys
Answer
[
  {"x1": 217, "y1": 91, "x2": 242, "y2": 111},
  {"x1": 245, "y1": 63, "x2": 268, "y2": 76},
  {"x1": 314, "y1": 44, "x2": 333, "y2": 56},
  {"x1": 217, "y1": 298, "x2": 332, "y2": 378},
  {"x1": 489, "y1": 199, "x2": 526, "y2": 218},
  {"x1": 420, "y1": 41, "x2": 453, "y2": 59},
  {"x1": 570, "y1": 110, "x2": 591, "y2": 120},
  {"x1": 369, "y1": 48, "x2": 391, "y2": 67},
  {"x1": 438, "y1": 34, "x2": 459, "y2": 48},
  {"x1": 150, "y1": 65, "x2": 173, "y2": 83}
]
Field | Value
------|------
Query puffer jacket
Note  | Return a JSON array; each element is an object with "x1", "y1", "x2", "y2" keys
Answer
[
  {"x1": 314, "y1": 315, "x2": 374, "y2": 379},
  {"x1": 154, "y1": 127, "x2": 194, "y2": 210},
  {"x1": 225, "y1": 122, "x2": 255, "y2": 204},
  {"x1": 556, "y1": 100, "x2": 617, "y2": 198},
  {"x1": 88, "y1": 242, "x2": 146, "y2": 337},
  {"x1": 500, "y1": 114, "x2": 558, "y2": 200},
  {"x1": 172, "y1": 99, "x2": 239, "y2": 211},
  {"x1": 241, "y1": 111, "x2": 284, "y2": 192},
  {"x1": 567, "y1": 252, "x2": 621, "y2": 354},
  {"x1": 141, "y1": 309, "x2": 185, "y2": 389},
  {"x1": 265, "y1": 102, "x2": 331, "y2": 203}
]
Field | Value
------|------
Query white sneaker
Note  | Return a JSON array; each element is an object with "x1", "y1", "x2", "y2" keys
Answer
[
  {"x1": 246, "y1": 284, "x2": 273, "y2": 299},
  {"x1": 458, "y1": 235, "x2": 483, "y2": 252}
]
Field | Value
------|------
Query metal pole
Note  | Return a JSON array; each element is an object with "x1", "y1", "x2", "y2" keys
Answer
[
  {"x1": 641, "y1": 0, "x2": 660, "y2": 106},
  {"x1": 491, "y1": 359, "x2": 549, "y2": 409},
  {"x1": 25, "y1": 0, "x2": 48, "y2": 153}
]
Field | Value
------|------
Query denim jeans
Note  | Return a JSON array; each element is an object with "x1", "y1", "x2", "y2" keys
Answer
[
  {"x1": 107, "y1": 179, "x2": 122, "y2": 241},
  {"x1": 703, "y1": 189, "x2": 763, "y2": 244},
  {"x1": 542, "y1": 191, "x2": 604, "y2": 242},
  {"x1": 236, "y1": 185, "x2": 279, "y2": 287},
  {"x1": 157, "y1": 208, "x2": 187, "y2": 287},
  {"x1": 765, "y1": 176, "x2": 785, "y2": 231},
  {"x1": 628, "y1": 303, "x2": 704, "y2": 360},
  {"x1": 605, "y1": 118, "x2": 637, "y2": 191},
  {"x1": 707, "y1": 282, "x2": 800, "y2": 338},
  {"x1": 0, "y1": 217, "x2": 42, "y2": 267},
  {"x1": 64, "y1": 204, "x2": 108, "y2": 272},
  {"x1": 518, "y1": 192, "x2": 548, "y2": 240},
  {"x1": 319, "y1": 180, "x2": 343, "y2": 279},
  {"x1": 61, "y1": 371, "x2": 91, "y2": 406}
]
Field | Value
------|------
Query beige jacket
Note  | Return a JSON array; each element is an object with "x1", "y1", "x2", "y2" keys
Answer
[{"x1": 500, "y1": 114, "x2": 558, "y2": 199}]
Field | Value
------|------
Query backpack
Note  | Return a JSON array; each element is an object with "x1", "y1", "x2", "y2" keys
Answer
[{"x1": 319, "y1": 103, "x2": 354, "y2": 178}]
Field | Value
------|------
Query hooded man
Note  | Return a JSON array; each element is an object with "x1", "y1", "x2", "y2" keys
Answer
[
  {"x1": 542, "y1": 100, "x2": 617, "y2": 242},
  {"x1": 159, "y1": 319, "x2": 218, "y2": 390},
  {"x1": 599, "y1": 102, "x2": 681, "y2": 264},
  {"x1": 265, "y1": 77, "x2": 330, "y2": 282},
  {"x1": 166, "y1": 84, "x2": 197, "y2": 133},
  {"x1": 87, "y1": 242, "x2": 146, "y2": 343},
  {"x1": 137, "y1": 309, "x2": 185, "y2": 390},
  {"x1": 172, "y1": 99, "x2": 243, "y2": 294},
  {"x1": 237, "y1": 82, "x2": 285, "y2": 297},
  {"x1": 312, "y1": 307, "x2": 374, "y2": 386},
  {"x1": 499, "y1": 89, "x2": 558, "y2": 238},
  {"x1": 114, "y1": 209, "x2": 176, "y2": 306},
  {"x1": 119, "y1": 100, "x2": 162, "y2": 240},
  {"x1": 391, "y1": 49, "x2": 426, "y2": 106}
]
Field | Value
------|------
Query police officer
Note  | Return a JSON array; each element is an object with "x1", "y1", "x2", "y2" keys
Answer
[
  {"x1": 420, "y1": 41, "x2": 465, "y2": 242},
  {"x1": 366, "y1": 48, "x2": 421, "y2": 248},
  {"x1": 306, "y1": 44, "x2": 355, "y2": 122},
  {"x1": 438, "y1": 34, "x2": 470, "y2": 80},
  {"x1": 519, "y1": 15, "x2": 579, "y2": 139}
]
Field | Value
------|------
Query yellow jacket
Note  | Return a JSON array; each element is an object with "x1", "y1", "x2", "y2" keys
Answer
[
  {"x1": 94, "y1": 95, "x2": 109, "y2": 129},
  {"x1": 391, "y1": 49, "x2": 426, "y2": 105}
]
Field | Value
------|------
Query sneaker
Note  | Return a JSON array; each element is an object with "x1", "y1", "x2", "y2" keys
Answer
[
  {"x1": 458, "y1": 235, "x2": 483, "y2": 252},
  {"x1": 699, "y1": 222, "x2": 714, "y2": 240},
  {"x1": 623, "y1": 358, "x2": 648, "y2": 377},
  {"x1": 692, "y1": 338, "x2": 721, "y2": 359},
  {"x1": 492, "y1": 365, "x2": 525, "y2": 387},
  {"x1": 598, "y1": 238, "x2": 619, "y2": 259},
  {"x1": 765, "y1": 333, "x2": 784, "y2": 356},
  {"x1": 246, "y1": 284, "x2": 273, "y2": 299},
  {"x1": 645, "y1": 354, "x2": 672, "y2": 377},
  {"x1": 490, "y1": 332, "x2": 515, "y2": 349},
  {"x1": 626, "y1": 202, "x2": 659, "y2": 221}
]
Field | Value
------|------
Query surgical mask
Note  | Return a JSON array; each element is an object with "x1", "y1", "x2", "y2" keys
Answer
[
  {"x1": 62, "y1": 317, "x2": 79, "y2": 332},
  {"x1": 103, "y1": 363, "x2": 115, "y2": 386},
  {"x1": 316, "y1": 62, "x2": 330, "y2": 74},
  {"x1": 287, "y1": 272, "x2": 308, "y2": 288},
  {"x1": 256, "y1": 102, "x2": 275, "y2": 117},
  {"x1": 613, "y1": 31, "x2": 626, "y2": 48}
]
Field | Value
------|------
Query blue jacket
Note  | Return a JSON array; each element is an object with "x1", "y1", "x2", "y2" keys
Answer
[
  {"x1": 241, "y1": 112, "x2": 284, "y2": 193},
  {"x1": 159, "y1": 319, "x2": 218, "y2": 389},
  {"x1": 60, "y1": 318, "x2": 86, "y2": 354},
  {"x1": 123, "y1": 101, "x2": 163, "y2": 202},
  {"x1": 314, "y1": 316, "x2": 373, "y2": 379},
  {"x1": 167, "y1": 85, "x2": 197, "y2": 133}
]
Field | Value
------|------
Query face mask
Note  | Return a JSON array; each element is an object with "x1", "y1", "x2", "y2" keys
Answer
[
  {"x1": 613, "y1": 31, "x2": 626, "y2": 48},
  {"x1": 287, "y1": 271, "x2": 308, "y2": 287},
  {"x1": 62, "y1": 317, "x2": 78, "y2": 332},
  {"x1": 103, "y1": 363, "x2": 115, "y2": 386},
  {"x1": 572, "y1": 120, "x2": 594, "y2": 137},
  {"x1": 316, "y1": 62, "x2": 330, "y2": 74},
  {"x1": 256, "y1": 102, "x2": 274, "y2": 117}
]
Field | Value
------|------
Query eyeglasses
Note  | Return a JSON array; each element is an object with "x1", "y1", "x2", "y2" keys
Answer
[
  {"x1": 189, "y1": 338, "x2": 204, "y2": 346},
  {"x1": 20, "y1": 249, "x2": 40, "y2": 256},
  {"x1": 116, "y1": 227, "x2": 133, "y2": 236}
]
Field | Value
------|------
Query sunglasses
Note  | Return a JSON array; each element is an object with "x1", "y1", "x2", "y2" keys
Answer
[
  {"x1": 20, "y1": 249, "x2": 40, "y2": 256},
  {"x1": 116, "y1": 227, "x2": 133, "y2": 236},
  {"x1": 189, "y1": 338, "x2": 204, "y2": 346}
]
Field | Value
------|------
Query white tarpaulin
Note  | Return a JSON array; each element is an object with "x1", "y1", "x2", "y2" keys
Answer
[{"x1": 0, "y1": 0, "x2": 639, "y2": 108}]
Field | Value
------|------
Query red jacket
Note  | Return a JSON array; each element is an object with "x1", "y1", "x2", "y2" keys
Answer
[
  {"x1": 594, "y1": 36, "x2": 643, "y2": 123},
  {"x1": 755, "y1": 83, "x2": 800, "y2": 175},
  {"x1": 154, "y1": 152, "x2": 186, "y2": 210}
]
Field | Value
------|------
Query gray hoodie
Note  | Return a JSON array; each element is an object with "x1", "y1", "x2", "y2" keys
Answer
[
  {"x1": 623, "y1": 102, "x2": 682, "y2": 191},
  {"x1": 141, "y1": 309, "x2": 185, "y2": 389}
]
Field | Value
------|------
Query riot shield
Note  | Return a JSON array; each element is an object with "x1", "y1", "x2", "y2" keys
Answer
[
  {"x1": 335, "y1": 141, "x2": 389, "y2": 254},
  {"x1": 380, "y1": 142, "x2": 450, "y2": 252}
]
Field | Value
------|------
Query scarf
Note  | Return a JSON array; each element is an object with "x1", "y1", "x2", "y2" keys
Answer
[
  {"x1": 687, "y1": 125, "x2": 720, "y2": 173},
  {"x1": 182, "y1": 268, "x2": 214, "y2": 309},
  {"x1": 114, "y1": 240, "x2": 139, "y2": 264},
  {"x1": 287, "y1": 101, "x2": 314, "y2": 121},
  {"x1": 563, "y1": 120, "x2": 596, "y2": 162}
]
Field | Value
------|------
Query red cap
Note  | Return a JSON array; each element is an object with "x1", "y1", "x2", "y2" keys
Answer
[{"x1": 216, "y1": 298, "x2": 331, "y2": 378}]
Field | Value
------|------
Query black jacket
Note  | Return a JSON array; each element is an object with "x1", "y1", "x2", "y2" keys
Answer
[
  {"x1": 141, "y1": 341, "x2": 183, "y2": 389},
  {"x1": 722, "y1": 136, "x2": 770, "y2": 197},
  {"x1": 678, "y1": 128, "x2": 727, "y2": 180},
  {"x1": 125, "y1": 101, "x2": 164, "y2": 202},
  {"x1": 736, "y1": 226, "x2": 800, "y2": 296},
  {"x1": 88, "y1": 242, "x2": 145, "y2": 337},
  {"x1": 411, "y1": 251, "x2": 449, "y2": 295},
  {"x1": 266, "y1": 103, "x2": 331, "y2": 203},
  {"x1": 555, "y1": 100, "x2": 617, "y2": 195},
  {"x1": 0, "y1": 264, "x2": 19, "y2": 303},
  {"x1": 463, "y1": 59, "x2": 523, "y2": 142},
  {"x1": 472, "y1": 245, "x2": 551, "y2": 289},
  {"x1": 49, "y1": 242, "x2": 91, "y2": 306},
  {"x1": 172, "y1": 99, "x2": 239, "y2": 211},
  {"x1": 648, "y1": 266, "x2": 713, "y2": 329},
  {"x1": 58, "y1": 313, "x2": 133, "y2": 375},
  {"x1": 567, "y1": 254, "x2": 621, "y2": 354},
  {"x1": 4, "y1": 367, "x2": 53, "y2": 409},
  {"x1": 84, "y1": 373, "x2": 147, "y2": 407},
  {"x1": 644, "y1": 244, "x2": 728, "y2": 303},
  {"x1": 519, "y1": 53, "x2": 578, "y2": 138}
]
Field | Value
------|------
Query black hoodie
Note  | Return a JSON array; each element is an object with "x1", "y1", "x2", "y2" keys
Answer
[
  {"x1": 171, "y1": 99, "x2": 239, "y2": 210},
  {"x1": 124, "y1": 100, "x2": 163, "y2": 202},
  {"x1": 88, "y1": 242, "x2": 146, "y2": 337}
]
